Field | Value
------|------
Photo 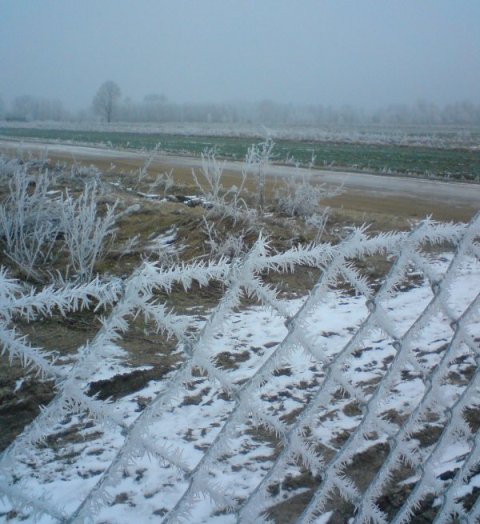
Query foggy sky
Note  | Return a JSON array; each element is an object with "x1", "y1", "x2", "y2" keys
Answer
[{"x1": 1, "y1": 0, "x2": 479, "y2": 111}]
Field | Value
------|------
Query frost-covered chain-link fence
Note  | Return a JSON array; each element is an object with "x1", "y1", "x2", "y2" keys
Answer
[{"x1": 0, "y1": 216, "x2": 479, "y2": 523}]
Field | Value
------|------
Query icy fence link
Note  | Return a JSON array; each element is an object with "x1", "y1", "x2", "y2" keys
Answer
[{"x1": 0, "y1": 216, "x2": 479, "y2": 523}]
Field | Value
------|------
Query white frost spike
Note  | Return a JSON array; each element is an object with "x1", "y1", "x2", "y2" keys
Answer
[{"x1": 0, "y1": 216, "x2": 478, "y2": 524}]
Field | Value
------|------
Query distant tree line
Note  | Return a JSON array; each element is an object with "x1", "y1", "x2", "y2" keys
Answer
[
  {"x1": 1, "y1": 84, "x2": 480, "y2": 126},
  {"x1": 0, "y1": 95, "x2": 68, "y2": 121},
  {"x1": 111, "y1": 93, "x2": 480, "y2": 126}
]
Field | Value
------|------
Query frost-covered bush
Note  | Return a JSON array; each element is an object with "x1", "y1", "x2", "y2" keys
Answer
[
  {"x1": 59, "y1": 181, "x2": 118, "y2": 281},
  {"x1": 244, "y1": 136, "x2": 275, "y2": 213},
  {"x1": 133, "y1": 144, "x2": 161, "y2": 191},
  {"x1": 305, "y1": 211, "x2": 329, "y2": 243},
  {"x1": 0, "y1": 155, "x2": 23, "y2": 182},
  {"x1": 0, "y1": 166, "x2": 61, "y2": 279},
  {"x1": 149, "y1": 169, "x2": 174, "y2": 197},
  {"x1": 70, "y1": 163, "x2": 103, "y2": 187},
  {"x1": 0, "y1": 164, "x2": 118, "y2": 282},
  {"x1": 275, "y1": 171, "x2": 342, "y2": 218},
  {"x1": 202, "y1": 216, "x2": 250, "y2": 260},
  {"x1": 192, "y1": 149, "x2": 253, "y2": 224}
]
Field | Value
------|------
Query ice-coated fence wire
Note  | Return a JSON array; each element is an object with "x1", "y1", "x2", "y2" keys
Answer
[{"x1": 0, "y1": 216, "x2": 479, "y2": 523}]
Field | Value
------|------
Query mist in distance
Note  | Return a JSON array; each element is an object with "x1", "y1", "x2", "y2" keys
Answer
[{"x1": 1, "y1": 0, "x2": 479, "y2": 124}]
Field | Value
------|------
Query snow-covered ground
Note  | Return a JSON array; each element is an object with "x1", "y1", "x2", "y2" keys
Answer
[{"x1": 1, "y1": 249, "x2": 479, "y2": 523}]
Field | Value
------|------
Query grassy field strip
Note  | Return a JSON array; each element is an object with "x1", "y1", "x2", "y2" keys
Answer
[{"x1": 1, "y1": 125, "x2": 479, "y2": 181}]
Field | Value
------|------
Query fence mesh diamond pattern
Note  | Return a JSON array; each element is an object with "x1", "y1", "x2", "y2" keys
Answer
[{"x1": 1, "y1": 216, "x2": 479, "y2": 523}]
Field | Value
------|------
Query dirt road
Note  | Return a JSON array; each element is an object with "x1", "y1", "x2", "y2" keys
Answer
[{"x1": 1, "y1": 139, "x2": 478, "y2": 222}]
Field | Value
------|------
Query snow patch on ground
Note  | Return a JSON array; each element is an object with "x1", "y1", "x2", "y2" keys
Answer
[{"x1": 1, "y1": 254, "x2": 479, "y2": 523}]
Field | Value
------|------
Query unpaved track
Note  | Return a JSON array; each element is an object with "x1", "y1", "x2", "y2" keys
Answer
[{"x1": 1, "y1": 139, "x2": 479, "y2": 221}]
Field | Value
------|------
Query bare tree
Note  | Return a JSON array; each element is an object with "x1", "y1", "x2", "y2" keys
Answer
[{"x1": 92, "y1": 80, "x2": 121, "y2": 123}]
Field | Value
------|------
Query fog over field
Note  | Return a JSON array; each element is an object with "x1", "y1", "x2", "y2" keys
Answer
[{"x1": 1, "y1": 0, "x2": 479, "y2": 120}]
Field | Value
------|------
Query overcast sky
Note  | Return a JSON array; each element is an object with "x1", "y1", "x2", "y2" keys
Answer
[{"x1": 1, "y1": 0, "x2": 479, "y2": 111}]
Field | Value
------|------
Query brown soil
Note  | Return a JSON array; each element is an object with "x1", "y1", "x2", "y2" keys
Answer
[{"x1": 3, "y1": 145, "x2": 476, "y2": 225}]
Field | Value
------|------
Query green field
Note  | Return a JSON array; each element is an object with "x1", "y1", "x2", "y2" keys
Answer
[{"x1": 1, "y1": 126, "x2": 479, "y2": 181}]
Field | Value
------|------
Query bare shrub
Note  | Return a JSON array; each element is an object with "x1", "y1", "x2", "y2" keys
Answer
[
  {"x1": 150, "y1": 169, "x2": 174, "y2": 197},
  {"x1": 59, "y1": 181, "x2": 118, "y2": 281},
  {"x1": 70, "y1": 163, "x2": 103, "y2": 187},
  {"x1": 0, "y1": 162, "x2": 118, "y2": 282},
  {"x1": 133, "y1": 144, "x2": 161, "y2": 191},
  {"x1": 275, "y1": 168, "x2": 342, "y2": 219},
  {"x1": 192, "y1": 149, "x2": 253, "y2": 224},
  {"x1": 202, "y1": 216, "x2": 250, "y2": 260},
  {"x1": 244, "y1": 136, "x2": 275, "y2": 213},
  {"x1": 0, "y1": 155, "x2": 23, "y2": 183},
  {"x1": 0, "y1": 166, "x2": 61, "y2": 280}
]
